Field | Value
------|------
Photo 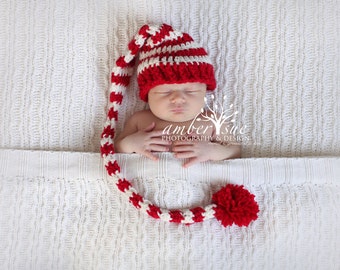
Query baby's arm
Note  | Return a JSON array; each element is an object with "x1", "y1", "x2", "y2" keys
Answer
[
  {"x1": 172, "y1": 139, "x2": 241, "y2": 168},
  {"x1": 172, "y1": 116, "x2": 241, "y2": 167},
  {"x1": 114, "y1": 112, "x2": 171, "y2": 160}
]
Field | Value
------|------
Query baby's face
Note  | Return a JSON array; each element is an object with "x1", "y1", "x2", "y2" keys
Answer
[{"x1": 147, "y1": 82, "x2": 207, "y2": 123}]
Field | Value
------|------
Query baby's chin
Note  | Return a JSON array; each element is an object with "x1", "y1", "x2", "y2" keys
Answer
[
  {"x1": 161, "y1": 113, "x2": 199, "y2": 123},
  {"x1": 149, "y1": 108, "x2": 202, "y2": 123}
]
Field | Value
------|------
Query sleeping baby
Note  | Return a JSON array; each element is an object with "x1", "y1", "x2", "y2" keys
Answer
[{"x1": 112, "y1": 24, "x2": 241, "y2": 167}]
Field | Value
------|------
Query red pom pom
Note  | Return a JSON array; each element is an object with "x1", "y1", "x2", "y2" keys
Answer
[{"x1": 212, "y1": 184, "x2": 259, "y2": 227}]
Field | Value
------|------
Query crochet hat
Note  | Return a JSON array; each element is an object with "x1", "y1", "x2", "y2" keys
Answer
[
  {"x1": 101, "y1": 24, "x2": 259, "y2": 227},
  {"x1": 111, "y1": 23, "x2": 216, "y2": 102}
]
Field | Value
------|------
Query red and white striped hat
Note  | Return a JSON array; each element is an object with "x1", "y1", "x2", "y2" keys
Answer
[
  {"x1": 111, "y1": 23, "x2": 216, "y2": 102},
  {"x1": 102, "y1": 24, "x2": 259, "y2": 227}
]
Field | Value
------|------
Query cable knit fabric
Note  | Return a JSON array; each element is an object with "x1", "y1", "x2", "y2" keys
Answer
[
  {"x1": 0, "y1": 150, "x2": 339, "y2": 270},
  {"x1": 0, "y1": 0, "x2": 339, "y2": 269}
]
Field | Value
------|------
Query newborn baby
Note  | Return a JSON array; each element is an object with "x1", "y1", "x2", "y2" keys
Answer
[
  {"x1": 115, "y1": 82, "x2": 241, "y2": 167},
  {"x1": 111, "y1": 24, "x2": 241, "y2": 167}
]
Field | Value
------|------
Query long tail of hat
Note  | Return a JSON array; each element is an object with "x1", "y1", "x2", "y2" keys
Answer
[
  {"x1": 101, "y1": 24, "x2": 158, "y2": 154},
  {"x1": 100, "y1": 24, "x2": 259, "y2": 227},
  {"x1": 101, "y1": 24, "x2": 173, "y2": 153}
]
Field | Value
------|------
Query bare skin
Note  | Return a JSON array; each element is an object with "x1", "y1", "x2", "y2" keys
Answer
[{"x1": 115, "y1": 83, "x2": 241, "y2": 167}]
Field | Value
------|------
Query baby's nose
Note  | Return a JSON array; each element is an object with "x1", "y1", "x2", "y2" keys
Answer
[{"x1": 170, "y1": 91, "x2": 185, "y2": 103}]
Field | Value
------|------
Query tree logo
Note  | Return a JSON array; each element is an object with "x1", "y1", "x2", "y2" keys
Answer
[{"x1": 197, "y1": 95, "x2": 239, "y2": 136}]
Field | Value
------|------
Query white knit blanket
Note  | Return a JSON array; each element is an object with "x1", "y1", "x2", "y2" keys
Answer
[
  {"x1": 1, "y1": 0, "x2": 339, "y2": 269},
  {"x1": 0, "y1": 149, "x2": 339, "y2": 270}
]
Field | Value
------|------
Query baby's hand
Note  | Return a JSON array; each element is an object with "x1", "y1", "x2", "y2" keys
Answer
[
  {"x1": 172, "y1": 138, "x2": 214, "y2": 168},
  {"x1": 121, "y1": 122, "x2": 171, "y2": 161},
  {"x1": 172, "y1": 134, "x2": 241, "y2": 167}
]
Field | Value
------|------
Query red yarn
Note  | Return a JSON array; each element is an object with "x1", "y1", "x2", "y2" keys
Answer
[
  {"x1": 110, "y1": 92, "x2": 123, "y2": 104},
  {"x1": 212, "y1": 184, "x2": 259, "y2": 227},
  {"x1": 116, "y1": 178, "x2": 132, "y2": 192},
  {"x1": 138, "y1": 24, "x2": 151, "y2": 38},
  {"x1": 128, "y1": 39, "x2": 141, "y2": 55},
  {"x1": 116, "y1": 56, "x2": 128, "y2": 68},
  {"x1": 101, "y1": 125, "x2": 114, "y2": 138},
  {"x1": 105, "y1": 160, "x2": 120, "y2": 175},
  {"x1": 111, "y1": 73, "x2": 130, "y2": 86},
  {"x1": 100, "y1": 142, "x2": 114, "y2": 156},
  {"x1": 108, "y1": 108, "x2": 118, "y2": 121},
  {"x1": 190, "y1": 207, "x2": 205, "y2": 223},
  {"x1": 130, "y1": 193, "x2": 144, "y2": 209},
  {"x1": 169, "y1": 210, "x2": 185, "y2": 223},
  {"x1": 147, "y1": 204, "x2": 161, "y2": 219}
]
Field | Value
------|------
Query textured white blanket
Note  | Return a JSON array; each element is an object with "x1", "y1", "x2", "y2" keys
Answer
[
  {"x1": 0, "y1": 0, "x2": 339, "y2": 269},
  {"x1": 0, "y1": 149, "x2": 339, "y2": 269}
]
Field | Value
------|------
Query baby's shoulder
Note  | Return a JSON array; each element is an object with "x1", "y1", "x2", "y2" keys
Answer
[
  {"x1": 129, "y1": 109, "x2": 153, "y2": 120},
  {"x1": 127, "y1": 110, "x2": 156, "y2": 126}
]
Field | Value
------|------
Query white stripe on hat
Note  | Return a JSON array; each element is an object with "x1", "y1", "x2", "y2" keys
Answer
[
  {"x1": 137, "y1": 55, "x2": 212, "y2": 74},
  {"x1": 139, "y1": 41, "x2": 199, "y2": 60},
  {"x1": 145, "y1": 28, "x2": 183, "y2": 48},
  {"x1": 109, "y1": 84, "x2": 128, "y2": 95},
  {"x1": 111, "y1": 66, "x2": 134, "y2": 77}
]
